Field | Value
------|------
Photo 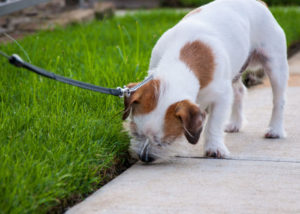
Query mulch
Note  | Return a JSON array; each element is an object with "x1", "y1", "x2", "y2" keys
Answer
[{"x1": 288, "y1": 41, "x2": 300, "y2": 58}]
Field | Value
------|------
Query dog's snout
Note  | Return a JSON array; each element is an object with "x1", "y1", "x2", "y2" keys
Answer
[
  {"x1": 139, "y1": 140, "x2": 155, "y2": 163},
  {"x1": 139, "y1": 153, "x2": 155, "y2": 163}
]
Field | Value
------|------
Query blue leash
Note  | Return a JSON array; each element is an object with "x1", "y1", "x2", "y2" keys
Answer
[{"x1": 0, "y1": 50, "x2": 153, "y2": 98}]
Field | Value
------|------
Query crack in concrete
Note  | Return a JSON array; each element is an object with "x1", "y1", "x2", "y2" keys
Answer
[{"x1": 177, "y1": 156, "x2": 300, "y2": 163}]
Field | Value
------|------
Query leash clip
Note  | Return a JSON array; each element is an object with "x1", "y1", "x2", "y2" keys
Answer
[
  {"x1": 117, "y1": 86, "x2": 131, "y2": 98},
  {"x1": 117, "y1": 75, "x2": 154, "y2": 98}
]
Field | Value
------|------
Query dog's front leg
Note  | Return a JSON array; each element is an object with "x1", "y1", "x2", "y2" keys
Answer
[{"x1": 204, "y1": 89, "x2": 232, "y2": 158}]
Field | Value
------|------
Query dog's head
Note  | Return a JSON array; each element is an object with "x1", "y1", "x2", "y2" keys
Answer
[{"x1": 123, "y1": 79, "x2": 206, "y2": 163}]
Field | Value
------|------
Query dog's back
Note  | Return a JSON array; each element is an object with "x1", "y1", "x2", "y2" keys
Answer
[{"x1": 150, "y1": 0, "x2": 285, "y2": 81}]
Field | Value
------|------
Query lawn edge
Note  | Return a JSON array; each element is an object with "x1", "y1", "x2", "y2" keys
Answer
[{"x1": 47, "y1": 153, "x2": 135, "y2": 214}]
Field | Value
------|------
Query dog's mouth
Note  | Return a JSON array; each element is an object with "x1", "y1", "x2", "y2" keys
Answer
[{"x1": 129, "y1": 134, "x2": 185, "y2": 163}]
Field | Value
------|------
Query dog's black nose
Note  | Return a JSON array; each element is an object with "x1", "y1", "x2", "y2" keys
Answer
[
  {"x1": 139, "y1": 153, "x2": 155, "y2": 163},
  {"x1": 139, "y1": 140, "x2": 155, "y2": 163}
]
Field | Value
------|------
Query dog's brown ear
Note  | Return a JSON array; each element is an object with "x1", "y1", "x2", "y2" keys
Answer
[
  {"x1": 175, "y1": 100, "x2": 206, "y2": 144},
  {"x1": 123, "y1": 83, "x2": 139, "y2": 120}
]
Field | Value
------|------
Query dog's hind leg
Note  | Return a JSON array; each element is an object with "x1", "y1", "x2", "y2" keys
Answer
[
  {"x1": 259, "y1": 26, "x2": 289, "y2": 138},
  {"x1": 264, "y1": 53, "x2": 289, "y2": 138},
  {"x1": 225, "y1": 79, "x2": 247, "y2": 133}
]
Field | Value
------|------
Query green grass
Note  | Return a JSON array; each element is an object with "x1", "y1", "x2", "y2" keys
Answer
[
  {"x1": 272, "y1": 7, "x2": 300, "y2": 46},
  {"x1": 0, "y1": 7, "x2": 300, "y2": 214}
]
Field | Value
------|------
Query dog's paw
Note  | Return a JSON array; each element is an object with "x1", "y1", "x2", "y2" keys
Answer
[
  {"x1": 265, "y1": 128, "x2": 286, "y2": 139},
  {"x1": 204, "y1": 144, "x2": 229, "y2": 159},
  {"x1": 225, "y1": 123, "x2": 241, "y2": 133}
]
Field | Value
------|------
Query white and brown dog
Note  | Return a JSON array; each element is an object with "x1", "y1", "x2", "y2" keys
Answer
[{"x1": 123, "y1": 0, "x2": 289, "y2": 163}]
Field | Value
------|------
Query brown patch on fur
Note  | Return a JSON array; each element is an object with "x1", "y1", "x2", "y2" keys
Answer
[
  {"x1": 163, "y1": 100, "x2": 205, "y2": 144},
  {"x1": 183, "y1": 8, "x2": 202, "y2": 19},
  {"x1": 123, "y1": 80, "x2": 160, "y2": 120},
  {"x1": 257, "y1": 0, "x2": 268, "y2": 8},
  {"x1": 180, "y1": 40, "x2": 215, "y2": 89}
]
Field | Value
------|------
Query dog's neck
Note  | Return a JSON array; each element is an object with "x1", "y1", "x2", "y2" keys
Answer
[{"x1": 151, "y1": 59, "x2": 200, "y2": 105}]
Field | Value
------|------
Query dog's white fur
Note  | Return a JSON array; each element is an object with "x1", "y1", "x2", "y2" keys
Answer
[{"x1": 129, "y1": 0, "x2": 288, "y2": 159}]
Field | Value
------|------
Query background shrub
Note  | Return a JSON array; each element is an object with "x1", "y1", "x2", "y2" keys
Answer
[{"x1": 162, "y1": 0, "x2": 300, "y2": 7}]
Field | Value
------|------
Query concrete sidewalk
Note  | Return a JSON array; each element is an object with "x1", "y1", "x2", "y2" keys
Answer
[
  {"x1": 67, "y1": 57, "x2": 300, "y2": 214},
  {"x1": 68, "y1": 159, "x2": 299, "y2": 214}
]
